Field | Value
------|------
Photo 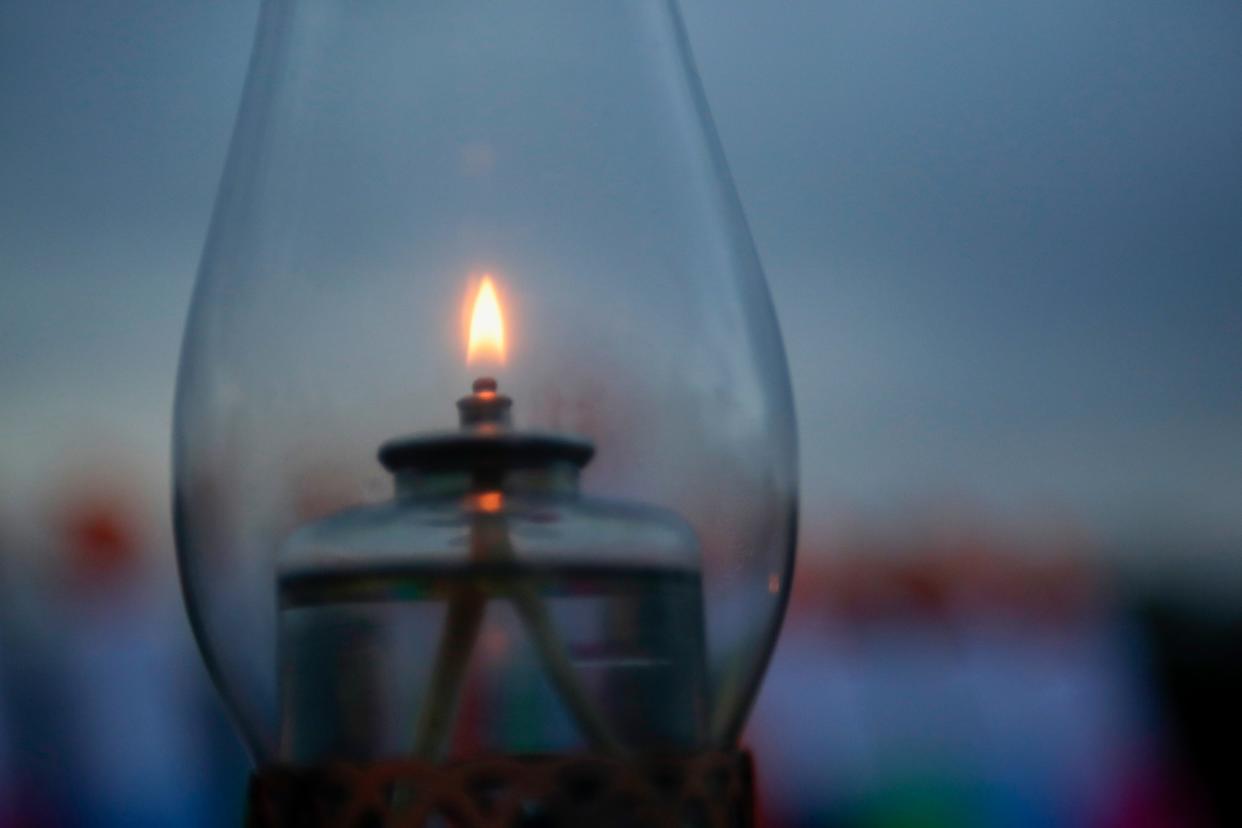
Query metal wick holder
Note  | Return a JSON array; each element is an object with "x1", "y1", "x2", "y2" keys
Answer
[{"x1": 378, "y1": 377, "x2": 594, "y2": 493}]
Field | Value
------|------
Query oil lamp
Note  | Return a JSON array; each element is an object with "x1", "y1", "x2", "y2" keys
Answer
[{"x1": 175, "y1": 2, "x2": 797, "y2": 825}]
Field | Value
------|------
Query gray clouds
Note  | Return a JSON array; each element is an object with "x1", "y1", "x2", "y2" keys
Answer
[{"x1": 3, "y1": 0, "x2": 1240, "y2": 540}]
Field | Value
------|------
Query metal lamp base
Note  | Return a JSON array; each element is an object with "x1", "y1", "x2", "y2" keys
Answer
[{"x1": 246, "y1": 751, "x2": 753, "y2": 828}]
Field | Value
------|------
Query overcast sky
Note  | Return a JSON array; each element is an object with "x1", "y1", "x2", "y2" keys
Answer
[{"x1": 2, "y1": 0, "x2": 1240, "y2": 546}]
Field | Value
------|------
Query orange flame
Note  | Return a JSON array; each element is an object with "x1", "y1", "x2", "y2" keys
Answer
[{"x1": 466, "y1": 276, "x2": 506, "y2": 365}]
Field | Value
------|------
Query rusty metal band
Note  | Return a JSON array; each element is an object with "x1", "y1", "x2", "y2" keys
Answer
[{"x1": 247, "y1": 750, "x2": 754, "y2": 828}]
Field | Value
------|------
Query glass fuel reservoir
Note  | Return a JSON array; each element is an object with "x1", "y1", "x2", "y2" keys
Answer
[{"x1": 278, "y1": 285, "x2": 705, "y2": 762}]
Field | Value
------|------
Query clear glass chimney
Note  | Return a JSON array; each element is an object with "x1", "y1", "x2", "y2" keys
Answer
[{"x1": 174, "y1": 0, "x2": 798, "y2": 766}]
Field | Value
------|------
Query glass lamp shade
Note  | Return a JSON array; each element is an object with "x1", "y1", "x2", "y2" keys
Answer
[{"x1": 174, "y1": 0, "x2": 797, "y2": 765}]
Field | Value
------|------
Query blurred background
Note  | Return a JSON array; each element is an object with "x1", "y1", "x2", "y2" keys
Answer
[{"x1": 2, "y1": 1, "x2": 1240, "y2": 825}]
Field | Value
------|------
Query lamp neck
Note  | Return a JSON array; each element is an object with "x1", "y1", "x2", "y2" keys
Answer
[{"x1": 394, "y1": 463, "x2": 581, "y2": 500}]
